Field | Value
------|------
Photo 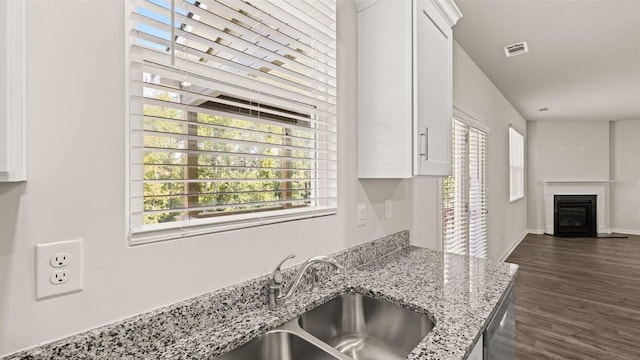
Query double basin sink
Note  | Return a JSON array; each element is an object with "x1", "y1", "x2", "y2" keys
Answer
[{"x1": 215, "y1": 293, "x2": 434, "y2": 360}]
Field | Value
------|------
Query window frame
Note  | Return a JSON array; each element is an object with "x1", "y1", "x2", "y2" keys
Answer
[
  {"x1": 124, "y1": 0, "x2": 338, "y2": 245},
  {"x1": 180, "y1": 101, "x2": 314, "y2": 221},
  {"x1": 509, "y1": 127, "x2": 525, "y2": 202}
]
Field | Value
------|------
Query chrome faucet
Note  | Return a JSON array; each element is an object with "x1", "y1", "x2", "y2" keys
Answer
[{"x1": 268, "y1": 254, "x2": 342, "y2": 310}]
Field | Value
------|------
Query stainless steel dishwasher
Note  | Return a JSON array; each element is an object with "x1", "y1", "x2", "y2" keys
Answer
[{"x1": 484, "y1": 283, "x2": 515, "y2": 359}]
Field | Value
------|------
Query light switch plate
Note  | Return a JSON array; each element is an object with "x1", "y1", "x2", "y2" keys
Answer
[
  {"x1": 35, "y1": 239, "x2": 84, "y2": 299},
  {"x1": 384, "y1": 199, "x2": 393, "y2": 219},
  {"x1": 357, "y1": 203, "x2": 367, "y2": 226}
]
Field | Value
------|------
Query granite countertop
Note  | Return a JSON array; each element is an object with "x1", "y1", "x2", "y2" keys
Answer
[{"x1": 4, "y1": 231, "x2": 518, "y2": 360}]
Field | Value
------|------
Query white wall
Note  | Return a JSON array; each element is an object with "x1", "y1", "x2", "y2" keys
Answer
[
  {"x1": 526, "y1": 120, "x2": 610, "y2": 231},
  {"x1": 0, "y1": 1, "x2": 417, "y2": 355},
  {"x1": 451, "y1": 42, "x2": 528, "y2": 261},
  {"x1": 610, "y1": 119, "x2": 640, "y2": 234},
  {"x1": 410, "y1": 177, "x2": 441, "y2": 250}
]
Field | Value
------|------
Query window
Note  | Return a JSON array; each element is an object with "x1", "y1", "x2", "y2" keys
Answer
[
  {"x1": 509, "y1": 127, "x2": 524, "y2": 202},
  {"x1": 127, "y1": 0, "x2": 337, "y2": 243},
  {"x1": 442, "y1": 118, "x2": 487, "y2": 259}
]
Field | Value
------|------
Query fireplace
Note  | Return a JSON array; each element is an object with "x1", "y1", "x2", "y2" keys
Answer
[{"x1": 554, "y1": 195, "x2": 597, "y2": 237}]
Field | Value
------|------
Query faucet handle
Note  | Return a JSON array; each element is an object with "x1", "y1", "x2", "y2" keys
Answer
[{"x1": 271, "y1": 254, "x2": 296, "y2": 283}]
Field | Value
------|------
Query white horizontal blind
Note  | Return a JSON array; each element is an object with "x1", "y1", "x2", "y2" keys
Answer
[
  {"x1": 468, "y1": 128, "x2": 487, "y2": 258},
  {"x1": 127, "y1": 0, "x2": 337, "y2": 241},
  {"x1": 509, "y1": 127, "x2": 524, "y2": 202},
  {"x1": 443, "y1": 119, "x2": 469, "y2": 255},
  {"x1": 443, "y1": 119, "x2": 487, "y2": 259}
]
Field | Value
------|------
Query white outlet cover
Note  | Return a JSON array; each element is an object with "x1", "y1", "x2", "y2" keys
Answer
[{"x1": 35, "y1": 239, "x2": 84, "y2": 299}]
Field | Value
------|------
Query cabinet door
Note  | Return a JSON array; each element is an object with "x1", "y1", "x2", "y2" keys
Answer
[
  {"x1": 414, "y1": 0, "x2": 453, "y2": 176},
  {"x1": 357, "y1": 0, "x2": 413, "y2": 178},
  {"x1": 0, "y1": 0, "x2": 8, "y2": 177},
  {"x1": 0, "y1": 0, "x2": 26, "y2": 182},
  {"x1": 467, "y1": 334, "x2": 484, "y2": 360}
]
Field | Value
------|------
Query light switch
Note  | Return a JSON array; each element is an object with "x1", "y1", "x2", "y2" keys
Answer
[
  {"x1": 384, "y1": 199, "x2": 393, "y2": 219},
  {"x1": 357, "y1": 203, "x2": 367, "y2": 227}
]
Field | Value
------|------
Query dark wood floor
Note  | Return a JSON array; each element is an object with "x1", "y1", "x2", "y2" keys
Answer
[{"x1": 505, "y1": 233, "x2": 640, "y2": 360}]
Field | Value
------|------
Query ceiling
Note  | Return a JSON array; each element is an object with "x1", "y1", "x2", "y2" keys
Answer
[{"x1": 453, "y1": 1, "x2": 640, "y2": 122}]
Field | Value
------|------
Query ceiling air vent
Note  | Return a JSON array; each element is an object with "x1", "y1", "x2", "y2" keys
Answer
[{"x1": 504, "y1": 42, "x2": 529, "y2": 57}]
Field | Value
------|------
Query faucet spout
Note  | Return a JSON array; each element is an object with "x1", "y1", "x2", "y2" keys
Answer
[
  {"x1": 268, "y1": 255, "x2": 342, "y2": 310},
  {"x1": 280, "y1": 256, "x2": 342, "y2": 300}
]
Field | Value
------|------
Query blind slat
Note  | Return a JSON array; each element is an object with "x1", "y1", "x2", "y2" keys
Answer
[
  {"x1": 132, "y1": 113, "x2": 337, "y2": 141},
  {"x1": 131, "y1": 148, "x2": 339, "y2": 165},
  {"x1": 138, "y1": 130, "x2": 337, "y2": 154},
  {"x1": 134, "y1": 196, "x2": 337, "y2": 215},
  {"x1": 135, "y1": 186, "x2": 337, "y2": 199}
]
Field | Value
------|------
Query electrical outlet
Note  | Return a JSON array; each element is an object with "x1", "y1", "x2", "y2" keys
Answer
[
  {"x1": 50, "y1": 270, "x2": 70, "y2": 284},
  {"x1": 50, "y1": 253, "x2": 71, "y2": 268},
  {"x1": 36, "y1": 239, "x2": 83, "y2": 299}
]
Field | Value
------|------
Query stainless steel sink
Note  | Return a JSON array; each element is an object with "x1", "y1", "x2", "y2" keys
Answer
[
  {"x1": 298, "y1": 293, "x2": 434, "y2": 360},
  {"x1": 215, "y1": 293, "x2": 434, "y2": 360},
  {"x1": 214, "y1": 330, "x2": 339, "y2": 360}
]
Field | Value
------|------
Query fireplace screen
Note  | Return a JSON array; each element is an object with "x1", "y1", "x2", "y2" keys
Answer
[{"x1": 554, "y1": 195, "x2": 597, "y2": 237}]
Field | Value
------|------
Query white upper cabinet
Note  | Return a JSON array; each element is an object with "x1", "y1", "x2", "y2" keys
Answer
[
  {"x1": 356, "y1": 0, "x2": 462, "y2": 178},
  {"x1": 0, "y1": 0, "x2": 26, "y2": 182}
]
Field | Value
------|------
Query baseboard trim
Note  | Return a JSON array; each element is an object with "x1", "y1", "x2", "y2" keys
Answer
[
  {"x1": 611, "y1": 228, "x2": 640, "y2": 236},
  {"x1": 527, "y1": 229, "x2": 545, "y2": 235},
  {"x1": 499, "y1": 230, "x2": 529, "y2": 262}
]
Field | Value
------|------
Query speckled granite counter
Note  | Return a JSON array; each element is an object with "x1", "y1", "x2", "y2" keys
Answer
[{"x1": 3, "y1": 231, "x2": 518, "y2": 360}]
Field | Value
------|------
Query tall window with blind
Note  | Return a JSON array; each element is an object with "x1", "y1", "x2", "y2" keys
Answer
[
  {"x1": 509, "y1": 127, "x2": 524, "y2": 202},
  {"x1": 127, "y1": 0, "x2": 337, "y2": 243},
  {"x1": 442, "y1": 119, "x2": 487, "y2": 259}
]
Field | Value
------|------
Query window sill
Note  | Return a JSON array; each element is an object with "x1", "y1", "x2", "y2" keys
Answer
[
  {"x1": 509, "y1": 196, "x2": 525, "y2": 203},
  {"x1": 127, "y1": 206, "x2": 337, "y2": 245}
]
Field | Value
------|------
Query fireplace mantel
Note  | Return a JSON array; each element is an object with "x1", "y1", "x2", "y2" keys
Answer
[
  {"x1": 542, "y1": 181, "x2": 612, "y2": 234},
  {"x1": 542, "y1": 180, "x2": 615, "y2": 184}
]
